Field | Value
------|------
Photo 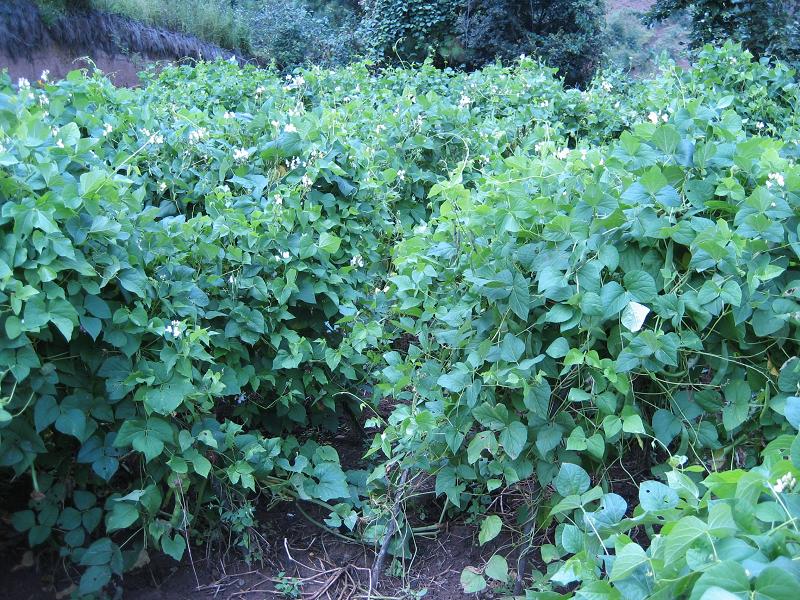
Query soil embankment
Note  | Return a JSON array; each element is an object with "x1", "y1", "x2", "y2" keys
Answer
[{"x1": 0, "y1": 1, "x2": 238, "y2": 86}]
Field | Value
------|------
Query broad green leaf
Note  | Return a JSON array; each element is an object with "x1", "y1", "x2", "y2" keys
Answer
[
  {"x1": 554, "y1": 462, "x2": 590, "y2": 497},
  {"x1": 610, "y1": 542, "x2": 648, "y2": 582},
  {"x1": 639, "y1": 481, "x2": 679, "y2": 512},
  {"x1": 485, "y1": 554, "x2": 508, "y2": 582},
  {"x1": 663, "y1": 516, "x2": 708, "y2": 566},
  {"x1": 460, "y1": 567, "x2": 487, "y2": 593},
  {"x1": 478, "y1": 514, "x2": 502, "y2": 545},
  {"x1": 499, "y1": 421, "x2": 527, "y2": 460}
]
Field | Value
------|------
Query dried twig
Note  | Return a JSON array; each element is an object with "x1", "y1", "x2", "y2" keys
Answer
[{"x1": 369, "y1": 468, "x2": 409, "y2": 594}]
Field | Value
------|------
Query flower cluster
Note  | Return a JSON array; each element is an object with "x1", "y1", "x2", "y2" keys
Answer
[
  {"x1": 771, "y1": 472, "x2": 797, "y2": 494},
  {"x1": 233, "y1": 148, "x2": 250, "y2": 163},
  {"x1": 648, "y1": 111, "x2": 668, "y2": 124},
  {"x1": 141, "y1": 128, "x2": 165, "y2": 144},
  {"x1": 458, "y1": 95, "x2": 472, "y2": 108},
  {"x1": 223, "y1": 111, "x2": 236, "y2": 119},
  {"x1": 766, "y1": 172, "x2": 785, "y2": 188},
  {"x1": 284, "y1": 75, "x2": 305, "y2": 90},
  {"x1": 350, "y1": 255, "x2": 365, "y2": 268},
  {"x1": 273, "y1": 194, "x2": 283, "y2": 205},
  {"x1": 17, "y1": 78, "x2": 30, "y2": 90},
  {"x1": 188, "y1": 128, "x2": 208, "y2": 144},
  {"x1": 163, "y1": 320, "x2": 183, "y2": 338}
]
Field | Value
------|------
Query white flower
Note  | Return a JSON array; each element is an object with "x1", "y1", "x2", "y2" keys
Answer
[
  {"x1": 648, "y1": 111, "x2": 659, "y2": 124},
  {"x1": 40, "y1": 70, "x2": 49, "y2": 82},
  {"x1": 350, "y1": 255, "x2": 365, "y2": 268},
  {"x1": 188, "y1": 127, "x2": 207, "y2": 143},
  {"x1": 159, "y1": 182, "x2": 167, "y2": 192},
  {"x1": 459, "y1": 95, "x2": 472, "y2": 108},
  {"x1": 771, "y1": 472, "x2": 797, "y2": 494},
  {"x1": 102, "y1": 123, "x2": 113, "y2": 137},
  {"x1": 397, "y1": 169, "x2": 405, "y2": 181},
  {"x1": 376, "y1": 124, "x2": 386, "y2": 134},
  {"x1": 282, "y1": 251, "x2": 291, "y2": 259},
  {"x1": 768, "y1": 172, "x2": 785, "y2": 187},
  {"x1": 301, "y1": 174, "x2": 313, "y2": 188},
  {"x1": 56, "y1": 139, "x2": 65, "y2": 149},
  {"x1": 556, "y1": 148, "x2": 570, "y2": 160},
  {"x1": 284, "y1": 123, "x2": 298, "y2": 133},
  {"x1": 255, "y1": 86, "x2": 265, "y2": 95},
  {"x1": 228, "y1": 275, "x2": 235, "y2": 284},
  {"x1": 223, "y1": 111, "x2": 235, "y2": 119},
  {"x1": 601, "y1": 80, "x2": 613, "y2": 92},
  {"x1": 39, "y1": 94, "x2": 49, "y2": 106},
  {"x1": 271, "y1": 120, "x2": 280, "y2": 128},
  {"x1": 756, "y1": 121, "x2": 765, "y2": 129},
  {"x1": 233, "y1": 147, "x2": 250, "y2": 163},
  {"x1": 164, "y1": 320, "x2": 183, "y2": 338},
  {"x1": 18, "y1": 77, "x2": 30, "y2": 90}
]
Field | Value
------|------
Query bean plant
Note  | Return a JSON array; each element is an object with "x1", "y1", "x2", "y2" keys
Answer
[{"x1": 0, "y1": 41, "x2": 799, "y2": 598}]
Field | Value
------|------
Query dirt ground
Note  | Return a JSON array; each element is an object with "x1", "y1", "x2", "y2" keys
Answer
[{"x1": 1, "y1": 507, "x2": 501, "y2": 600}]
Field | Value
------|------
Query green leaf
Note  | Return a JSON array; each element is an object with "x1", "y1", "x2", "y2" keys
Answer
[
  {"x1": 663, "y1": 516, "x2": 708, "y2": 566},
  {"x1": 610, "y1": 542, "x2": 648, "y2": 581},
  {"x1": 508, "y1": 273, "x2": 531, "y2": 320},
  {"x1": 623, "y1": 270, "x2": 657, "y2": 302},
  {"x1": 621, "y1": 301, "x2": 650, "y2": 332},
  {"x1": 4, "y1": 315, "x2": 22, "y2": 339},
  {"x1": 437, "y1": 368, "x2": 471, "y2": 393},
  {"x1": 554, "y1": 463, "x2": 590, "y2": 497},
  {"x1": 485, "y1": 554, "x2": 508, "y2": 582},
  {"x1": 478, "y1": 515, "x2": 502, "y2": 545},
  {"x1": 144, "y1": 378, "x2": 194, "y2": 415},
  {"x1": 105, "y1": 502, "x2": 139, "y2": 533},
  {"x1": 79, "y1": 565, "x2": 111, "y2": 595},
  {"x1": 546, "y1": 337, "x2": 570, "y2": 358},
  {"x1": 467, "y1": 431, "x2": 498, "y2": 464},
  {"x1": 11, "y1": 510, "x2": 35, "y2": 532},
  {"x1": 622, "y1": 414, "x2": 646, "y2": 434},
  {"x1": 639, "y1": 481, "x2": 679, "y2": 512},
  {"x1": 313, "y1": 462, "x2": 349, "y2": 501},
  {"x1": 55, "y1": 408, "x2": 87, "y2": 440},
  {"x1": 499, "y1": 421, "x2": 527, "y2": 460},
  {"x1": 318, "y1": 232, "x2": 341, "y2": 254},
  {"x1": 460, "y1": 567, "x2": 486, "y2": 593},
  {"x1": 754, "y1": 566, "x2": 800, "y2": 600},
  {"x1": 723, "y1": 380, "x2": 751, "y2": 432},
  {"x1": 500, "y1": 333, "x2": 525, "y2": 362},
  {"x1": 161, "y1": 534, "x2": 187, "y2": 561}
]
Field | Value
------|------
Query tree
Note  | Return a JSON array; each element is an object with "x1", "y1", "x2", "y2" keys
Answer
[
  {"x1": 360, "y1": 0, "x2": 607, "y2": 86},
  {"x1": 359, "y1": 0, "x2": 464, "y2": 64},
  {"x1": 460, "y1": 0, "x2": 606, "y2": 86},
  {"x1": 646, "y1": 0, "x2": 799, "y2": 66}
]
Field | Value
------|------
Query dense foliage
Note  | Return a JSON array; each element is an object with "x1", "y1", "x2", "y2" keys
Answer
[
  {"x1": 1, "y1": 42, "x2": 799, "y2": 598},
  {"x1": 360, "y1": 0, "x2": 607, "y2": 85},
  {"x1": 647, "y1": 0, "x2": 800, "y2": 67}
]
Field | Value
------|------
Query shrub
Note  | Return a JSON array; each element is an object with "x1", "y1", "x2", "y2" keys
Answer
[{"x1": 647, "y1": 0, "x2": 800, "y2": 68}]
